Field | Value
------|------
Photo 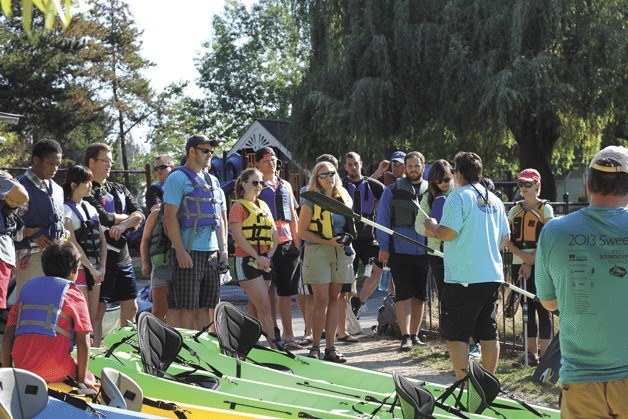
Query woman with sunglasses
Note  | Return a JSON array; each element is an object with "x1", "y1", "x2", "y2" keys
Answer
[
  {"x1": 415, "y1": 159, "x2": 454, "y2": 302},
  {"x1": 298, "y1": 162, "x2": 356, "y2": 362},
  {"x1": 507, "y1": 168, "x2": 554, "y2": 365},
  {"x1": 229, "y1": 168, "x2": 279, "y2": 347}
]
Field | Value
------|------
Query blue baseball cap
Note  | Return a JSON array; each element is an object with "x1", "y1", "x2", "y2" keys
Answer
[{"x1": 391, "y1": 151, "x2": 406, "y2": 163}]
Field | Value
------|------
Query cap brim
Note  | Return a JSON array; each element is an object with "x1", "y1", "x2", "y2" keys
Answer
[
  {"x1": 516, "y1": 177, "x2": 537, "y2": 183},
  {"x1": 391, "y1": 158, "x2": 404, "y2": 163}
]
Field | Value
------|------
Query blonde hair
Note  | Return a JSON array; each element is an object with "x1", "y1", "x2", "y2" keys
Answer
[
  {"x1": 307, "y1": 161, "x2": 345, "y2": 200},
  {"x1": 235, "y1": 168, "x2": 262, "y2": 199}
]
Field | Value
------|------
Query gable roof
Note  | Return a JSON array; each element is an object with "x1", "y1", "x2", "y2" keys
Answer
[
  {"x1": 228, "y1": 119, "x2": 291, "y2": 161},
  {"x1": 0, "y1": 112, "x2": 22, "y2": 124}
]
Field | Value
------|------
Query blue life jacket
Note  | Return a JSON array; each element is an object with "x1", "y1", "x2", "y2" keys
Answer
[
  {"x1": 15, "y1": 276, "x2": 76, "y2": 352},
  {"x1": 0, "y1": 201, "x2": 18, "y2": 235},
  {"x1": 258, "y1": 179, "x2": 292, "y2": 222},
  {"x1": 15, "y1": 174, "x2": 64, "y2": 250},
  {"x1": 390, "y1": 177, "x2": 428, "y2": 227},
  {"x1": 173, "y1": 166, "x2": 221, "y2": 229},
  {"x1": 99, "y1": 183, "x2": 127, "y2": 214},
  {"x1": 342, "y1": 177, "x2": 377, "y2": 217},
  {"x1": 65, "y1": 200, "x2": 101, "y2": 266}
]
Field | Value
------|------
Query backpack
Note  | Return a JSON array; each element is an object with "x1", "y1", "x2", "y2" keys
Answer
[{"x1": 376, "y1": 293, "x2": 402, "y2": 338}]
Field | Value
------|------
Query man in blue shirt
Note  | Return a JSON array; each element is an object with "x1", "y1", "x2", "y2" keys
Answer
[
  {"x1": 163, "y1": 135, "x2": 227, "y2": 330},
  {"x1": 425, "y1": 152, "x2": 509, "y2": 380},
  {"x1": 535, "y1": 146, "x2": 627, "y2": 418}
]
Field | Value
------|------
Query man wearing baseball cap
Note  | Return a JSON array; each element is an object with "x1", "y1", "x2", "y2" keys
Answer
[
  {"x1": 535, "y1": 145, "x2": 627, "y2": 418},
  {"x1": 163, "y1": 135, "x2": 228, "y2": 330},
  {"x1": 371, "y1": 151, "x2": 407, "y2": 186},
  {"x1": 255, "y1": 147, "x2": 301, "y2": 346}
]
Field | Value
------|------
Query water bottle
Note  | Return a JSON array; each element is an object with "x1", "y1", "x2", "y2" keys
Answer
[{"x1": 378, "y1": 264, "x2": 392, "y2": 292}]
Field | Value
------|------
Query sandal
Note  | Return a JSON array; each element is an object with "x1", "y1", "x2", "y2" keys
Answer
[
  {"x1": 307, "y1": 346, "x2": 320, "y2": 359},
  {"x1": 298, "y1": 337, "x2": 313, "y2": 346},
  {"x1": 283, "y1": 340, "x2": 300, "y2": 350},
  {"x1": 337, "y1": 334, "x2": 359, "y2": 343},
  {"x1": 323, "y1": 346, "x2": 347, "y2": 363}
]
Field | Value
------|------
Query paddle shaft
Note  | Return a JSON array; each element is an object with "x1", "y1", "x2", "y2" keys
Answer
[
  {"x1": 502, "y1": 281, "x2": 537, "y2": 301},
  {"x1": 357, "y1": 217, "x2": 444, "y2": 258}
]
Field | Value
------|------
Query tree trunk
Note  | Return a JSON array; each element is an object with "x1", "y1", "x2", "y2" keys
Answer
[{"x1": 509, "y1": 110, "x2": 561, "y2": 201}]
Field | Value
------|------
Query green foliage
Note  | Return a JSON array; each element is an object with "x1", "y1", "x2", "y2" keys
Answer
[
  {"x1": 194, "y1": 0, "x2": 308, "y2": 143},
  {"x1": 1, "y1": 0, "x2": 81, "y2": 35}
]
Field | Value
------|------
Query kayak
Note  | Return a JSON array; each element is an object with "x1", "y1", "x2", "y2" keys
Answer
[
  {"x1": 101, "y1": 325, "x2": 559, "y2": 418},
  {"x1": 0, "y1": 367, "x2": 159, "y2": 419}
]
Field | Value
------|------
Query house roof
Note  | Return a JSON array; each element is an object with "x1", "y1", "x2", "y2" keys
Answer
[
  {"x1": 228, "y1": 119, "x2": 291, "y2": 161},
  {"x1": 0, "y1": 112, "x2": 22, "y2": 124}
]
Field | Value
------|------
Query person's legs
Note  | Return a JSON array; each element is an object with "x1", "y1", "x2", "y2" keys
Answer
[
  {"x1": 241, "y1": 277, "x2": 275, "y2": 345},
  {"x1": 311, "y1": 283, "x2": 330, "y2": 351},
  {"x1": 178, "y1": 309, "x2": 195, "y2": 329},
  {"x1": 83, "y1": 286, "x2": 101, "y2": 346},
  {"x1": 278, "y1": 295, "x2": 294, "y2": 341},
  {"x1": 409, "y1": 297, "x2": 425, "y2": 337},
  {"x1": 119, "y1": 299, "x2": 138, "y2": 326},
  {"x1": 151, "y1": 286, "x2": 169, "y2": 321},
  {"x1": 447, "y1": 340, "x2": 470, "y2": 380},
  {"x1": 15, "y1": 252, "x2": 44, "y2": 298},
  {"x1": 359, "y1": 263, "x2": 381, "y2": 303},
  {"x1": 479, "y1": 339, "x2": 500, "y2": 375}
]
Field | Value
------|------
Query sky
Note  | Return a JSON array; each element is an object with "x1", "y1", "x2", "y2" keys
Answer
[{"x1": 127, "y1": 0, "x2": 254, "y2": 98}]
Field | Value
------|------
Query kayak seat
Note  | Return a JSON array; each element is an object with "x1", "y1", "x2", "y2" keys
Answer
[
  {"x1": 99, "y1": 367, "x2": 142, "y2": 411},
  {"x1": 0, "y1": 368, "x2": 49, "y2": 419},
  {"x1": 137, "y1": 312, "x2": 221, "y2": 390},
  {"x1": 392, "y1": 370, "x2": 435, "y2": 419},
  {"x1": 214, "y1": 302, "x2": 293, "y2": 374}
]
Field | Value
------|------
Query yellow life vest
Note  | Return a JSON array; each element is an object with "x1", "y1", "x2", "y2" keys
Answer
[
  {"x1": 234, "y1": 199, "x2": 274, "y2": 248},
  {"x1": 308, "y1": 194, "x2": 348, "y2": 239},
  {"x1": 510, "y1": 200, "x2": 548, "y2": 250}
]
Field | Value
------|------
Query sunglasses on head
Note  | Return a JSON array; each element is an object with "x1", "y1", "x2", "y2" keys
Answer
[
  {"x1": 436, "y1": 177, "x2": 452, "y2": 185},
  {"x1": 317, "y1": 171, "x2": 336, "y2": 179},
  {"x1": 516, "y1": 181, "x2": 534, "y2": 188},
  {"x1": 153, "y1": 164, "x2": 169, "y2": 172},
  {"x1": 195, "y1": 147, "x2": 214, "y2": 155},
  {"x1": 248, "y1": 180, "x2": 262, "y2": 186}
]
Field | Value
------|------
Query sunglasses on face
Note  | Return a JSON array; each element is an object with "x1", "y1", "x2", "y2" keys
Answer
[
  {"x1": 195, "y1": 147, "x2": 214, "y2": 155},
  {"x1": 516, "y1": 181, "x2": 534, "y2": 188},
  {"x1": 248, "y1": 180, "x2": 262, "y2": 186},
  {"x1": 436, "y1": 177, "x2": 452, "y2": 185},
  {"x1": 153, "y1": 164, "x2": 169, "y2": 172},
  {"x1": 317, "y1": 171, "x2": 336, "y2": 179}
]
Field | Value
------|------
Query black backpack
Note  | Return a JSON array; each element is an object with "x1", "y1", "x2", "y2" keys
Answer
[{"x1": 376, "y1": 293, "x2": 402, "y2": 339}]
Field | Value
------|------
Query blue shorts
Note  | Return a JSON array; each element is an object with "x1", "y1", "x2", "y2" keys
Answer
[{"x1": 100, "y1": 260, "x2": 138, "y2": 303}]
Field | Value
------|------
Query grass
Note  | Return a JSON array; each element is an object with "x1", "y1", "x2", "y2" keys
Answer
[{"x1": 409, "y1": 342, "x2": 561, "y2": 409}]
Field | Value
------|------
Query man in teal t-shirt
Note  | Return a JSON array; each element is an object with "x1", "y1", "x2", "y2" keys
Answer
[
  {"x1": 425, "y1": 152, "x2": 509, "y2": 381},
  {"x1": 536, "y1": 146, "x2": 628, "y2": 419}
]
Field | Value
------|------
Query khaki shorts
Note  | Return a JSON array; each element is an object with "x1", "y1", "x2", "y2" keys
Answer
[
  {"x1": 561, "y1": 378, "x2": 627, "y2": 419},
  {"x1": 302, "y1": 243, "x2": 354, "y2": 286}
]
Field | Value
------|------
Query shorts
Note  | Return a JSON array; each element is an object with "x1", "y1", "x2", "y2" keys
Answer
[
  {"x1": 170, "y1": 250, "x2": 219, "y2": 310},
  {"x1": 100, "y1": 260, "x2": 138, "y2": 303},
  {"x1": 352, "y1": 239, "x2": 382, "y2": 271},
  {"x1": 235, "y1": 256, "x2": 272, "y2": 282},
  {"x1": 297, "y1": 248, "x2": 311, "y2": 295},
  {"x1": 301, "y1": 243, "x2": 354, "y2": 286},
  {"x1": 76, "y1": 268, "x2": 100, "y2": 289},
  {"x1": 151, "y1": 265, "x2": 173, "y2": 289},
  {"x1": 0, "y1": 259, "x2": 12, "y2": 309},
  {"x1": 560, "y1": 378, "x2": 627, "y2": 419},
  {"x1": 440, "y1": 282, "x2": 501, "y2": 342},
  {"x1": 271, "y1": 241, "x2": 300, "y2": 296},
  {"x1": 388, "y1": 253, "x2": 429, "y2": 302}
]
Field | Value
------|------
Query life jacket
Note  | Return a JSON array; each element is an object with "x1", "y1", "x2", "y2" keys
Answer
[
  {"x1": 233, "y1": 199, "x2": 274, "y2": 248},
  {"x1": 65, "y1": 200, "x2": 101, "y2": 266},
  {"x1": 510, "y1": 200, "x2": 548, "y2": 250},
  {"x1": 342, "y1": 177, "x2": 376, "y2": 217},
  {"x1": 148, "y1": 207, "x2": 171, "y2": 267},
  {"x1": 173, "y1": 166, "x2": 221, "y2": 230},
  {"x1": 308, "y1": 194, "x2": 355, "y2": 240},
  {"x1": 15, "y1": 174, "x2": 64, "y2": 250},
  {"x1": 0, "y1": 200, "x2": 18, "y2": 235},
  {"x1": 15, "y1": 276, "x2": 76, "y2": 352},
  {"x1": 258, "y1": 179, "x2": 292, "y2": 222},
  {"x1": 390, "y1": 178, "x2": 428, "y2": 227},
  {"x1": 99, "y1": 182, "x2": 127, "y2": 215}
]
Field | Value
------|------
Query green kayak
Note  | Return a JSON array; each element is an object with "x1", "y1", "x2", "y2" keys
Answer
[{"x1": 101, "y1": 321, "x2": 558, "y2": 419}]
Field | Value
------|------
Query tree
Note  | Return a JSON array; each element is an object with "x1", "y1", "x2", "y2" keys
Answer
[
  {"x1": 1, "y1": 0, "x2": 83, "y2": 34},
  {"x1": 195, "y1": 0, "x2": 308, "y2": 144},
  {"x1": 291, "y1": 0, "x2": 627, "y2": 199}
]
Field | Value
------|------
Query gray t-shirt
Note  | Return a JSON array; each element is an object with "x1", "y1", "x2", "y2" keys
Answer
[{"x1": 0, "y1": 171, "x2": 18, "y2": 266}]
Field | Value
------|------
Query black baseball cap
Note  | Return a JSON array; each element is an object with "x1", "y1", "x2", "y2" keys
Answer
[
  {"x1": 185, "y1": 135, "x2": 218, "y2": 152},
  {"x1": 255, "y1": 147, "x2": 277, "y2": 162}
]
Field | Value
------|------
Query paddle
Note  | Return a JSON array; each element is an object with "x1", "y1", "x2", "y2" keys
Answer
[
  {"x1": 501, "y1": 282, "x2": 560, "y2": 316},
  {"x1": 300, "y1": 190, "x2": 444, "y2": 257}
]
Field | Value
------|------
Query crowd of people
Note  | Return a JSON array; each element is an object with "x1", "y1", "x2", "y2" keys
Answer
[{"x1": 0, "y1": 137, "x2": 625, "y2": 417}]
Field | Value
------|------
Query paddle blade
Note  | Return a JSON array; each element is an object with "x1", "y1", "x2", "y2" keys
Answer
[{"x1": 300, "y1": 191, "x2": 358, "y2": 220}]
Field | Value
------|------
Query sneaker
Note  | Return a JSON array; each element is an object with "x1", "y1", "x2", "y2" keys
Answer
[
  {"x1": 411, "y1": 334, "x2": 426, "y2": 346},
  {"x1": 400, "y1": 335, "x2": 413, "y2": 352},
  {"x1": 526, "y1": 352, "x2": 539, "y2": 367},
  {"x1": 469, "y1": 343, "x2": 482, "y2": 359},
  {"x1": 350, "y1": 296, "x2": 362, "y2": 318}
]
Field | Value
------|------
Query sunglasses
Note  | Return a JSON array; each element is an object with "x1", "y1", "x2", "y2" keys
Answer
[
  {"x1": 195, "y1": 147, "x2": 214, "y2": 155},
  {"x1": 317, "y1": 171, "x2": 336, "y2": 179},
  {"x1": 153, "y1": 164, "x2": 169, "y2": 172},
  {"x1": 516, "y1": 181, "x2": 535, "y2": 188},
  {"x1": 436, "y1": 177, "x2": 452, "y2": 185},
  {"x1": 248, "y1": 180, "x2": 262, "y2": 186}
]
